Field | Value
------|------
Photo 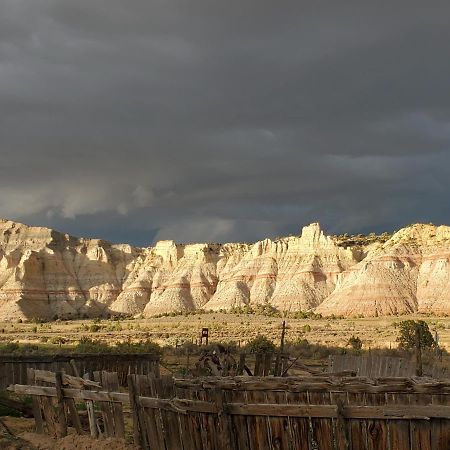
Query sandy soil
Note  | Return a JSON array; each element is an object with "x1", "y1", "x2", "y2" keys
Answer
[
  {"x1": 19, "y1": 433, "x2": 139, "y2": 450},
  {"x1": 0, "y1": 417, "x2": 137, "y2": 450}
]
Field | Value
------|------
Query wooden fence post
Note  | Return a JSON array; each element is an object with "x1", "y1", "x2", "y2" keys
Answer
[
  {"x1": 214, "y1": 388, "x2": 233, "y2": 450},
  {"x1": 83, "y1": 373, "x2": 98, "y2": 438},
  {"x1": 254, "y1": 353, "x2": 263, "y2": 376},
  {"x1": 263, "y1": 353, "x2": 273, "y2": 376},
  {"x1": 237, "y1": 353, "x2": 246, "y2": 375},
  {"x1": 274, "y1": 320, "x2": 286, "y2": 376},
  {"x1": 27, "y1": 368, "x2": 44, "y2": 434},
  {"x1": 128, "y1": 374, "x2": 148, "y2": 449},
  {"x1": 54, "y1": 372, "x2": 67, "y2": 438}
]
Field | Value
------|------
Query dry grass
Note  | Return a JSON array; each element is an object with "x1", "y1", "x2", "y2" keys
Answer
[{"x1": 1, "y1": 313, "x2": 449, "y2": 351}]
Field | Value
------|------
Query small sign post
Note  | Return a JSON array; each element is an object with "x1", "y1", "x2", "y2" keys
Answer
[{"x1": 200, "y1": 328, "x2": 209, "y2": 345}]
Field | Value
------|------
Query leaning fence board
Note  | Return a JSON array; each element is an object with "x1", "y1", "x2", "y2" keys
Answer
[{"x1": 27, "y1": 369, "x2": 44, "y2": 434}]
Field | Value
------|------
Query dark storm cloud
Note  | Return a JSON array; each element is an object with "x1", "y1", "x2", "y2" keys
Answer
[{"x1": 1, "y1": 0, "x2": 450, "y2": 245}]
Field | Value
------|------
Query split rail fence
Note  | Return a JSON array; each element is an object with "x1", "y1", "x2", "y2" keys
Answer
[{"x1": 9, "y1": 372, "x2": 450, "y2": 449}]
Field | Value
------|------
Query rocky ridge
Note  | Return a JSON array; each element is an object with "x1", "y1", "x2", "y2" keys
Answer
[{"x1": 0, "y1": 219, "x2": 449, "y2": 320}]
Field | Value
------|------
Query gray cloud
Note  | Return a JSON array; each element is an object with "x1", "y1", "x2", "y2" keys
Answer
[{"x1": 1, "y1": 0, "x2": 450, "y2": 246}]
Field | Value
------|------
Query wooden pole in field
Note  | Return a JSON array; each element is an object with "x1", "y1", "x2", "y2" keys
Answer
[
  {"x1": 274, "y1": 320, "x2": 286, "y2": 376},
  {"x1": 415, "y1": 324, "x2": 423, "y2": 377}
]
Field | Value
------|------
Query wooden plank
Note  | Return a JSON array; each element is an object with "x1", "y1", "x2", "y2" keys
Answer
[
  {"x1": 265, "y1": 390, "x2": 291, "y2": 450},
  {"x1": 330, "y1": 391, "x2": 349, "y2": 450},
  {"x1": 245, "y1": 389, "x2": 271, "y2": 450},
  {"x1": 146, "y1": 377, "x2": 167, "y2": 450},
  {"x1": 226, "y1": 389, "x2": 250, "y2": 450},
  {"x1": 179, "y1": 384, "x2": 202, "y2": 450},
  {"x1": 154, "y1": 377, "x2": 184, "y2": 450},
  {"x1": 212, "y1": 388, "x2": 233, "y2": 450},
  {"x1": 128, "y1": 375, "x2": 148, "y2": 449},
  {"x1": 175, "y1": 388, "x2": 197, "y2": 450},
  {"x1": 431, "y1": 393, "x2": 450, "y2": 450},
  {"x1": 227, "y1": 403, "x2": 338, "y2": 418},
  {"x1": 195, "y1": 387, "x2": 216, "y2": 450},
  {"x1": 34, "y1": 369, "x2": 101, "y2": 388},
  {"x1": 96, "y1": 371, "x2": 115, "y2": 437},
  {"x1": 27, "y1": 368, "x2": 44, "y2": 434},
  {"x1": 82, "y1": 373, "x2": 98, "y2": 438},
  {"x1": 410, "y1": 393, "x2": 432, "y2": 450},
  {"x1": 40, "y1": 396, "x2": 58, "y2": 438},
  {"x1": 347, "y1": 392, "x2": 367, "y2": 450},
  {"x1": 173, "y1": 377, "x2": 450, "y2": 394},
  {"x1": 285, "y1": 391, "x2": 310, "y2": 450},
  {"x1": 263, "y1": 354, "x2": 273, "y2": 376},
  {"x1": 308, "y1": 391, "x2": 334, "y2": 450},
  {"x1": 106, "y1": 372, "x2": 125, "y2": 438},
  {"x1": 365, "y1": 392, "x2": 388, "y2": 450},
  {"x1": 65, "y1": 398, "x2": 83, "y2": 434},
  {"x1": 254, "y1": 354, "x2": 264, "y2": 376},
  {"x1": 386, "y1": 392, "x2": 410, "y2": 450}
]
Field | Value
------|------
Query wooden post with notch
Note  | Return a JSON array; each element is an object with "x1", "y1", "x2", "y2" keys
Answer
[{"x1": 274, "y1": 320, "x2": 286, "y2": 376}]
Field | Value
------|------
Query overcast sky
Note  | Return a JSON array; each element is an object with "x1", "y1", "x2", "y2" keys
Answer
[{"x1": 1, "y1": 1, "x2": 450, "y2": 246}]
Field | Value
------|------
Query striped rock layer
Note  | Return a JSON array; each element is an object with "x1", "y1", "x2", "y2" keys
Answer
[{"x1": 0, "y1": 219, "x2": 450, "y2": 319}]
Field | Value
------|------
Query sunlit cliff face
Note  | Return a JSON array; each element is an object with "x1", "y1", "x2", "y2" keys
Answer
[{"x1": 1, "y1": 219, "x2": 450, "y2": 320}]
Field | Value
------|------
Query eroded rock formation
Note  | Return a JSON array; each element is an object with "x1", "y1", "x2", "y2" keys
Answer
[{"x1": 0, "y1": 218, "x2": 450, "y2": 319}]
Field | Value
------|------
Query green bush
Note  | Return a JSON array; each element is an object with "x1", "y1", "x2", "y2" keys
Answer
[
  {"x1": 115, "y1": 339, "x2": 161, "y2": 355},
  {"x1": 347, "y1": 335, "x2": 363, "y2": 350},
  {"x1": 74, "y1": 337, "x2": 110, "y2": 354},
  {"x1": 246, "y1": 335, "x2": 276, "y2": 354},
  {"x1": 396, "y1": 320, "x2": 435, "y2": 349}
]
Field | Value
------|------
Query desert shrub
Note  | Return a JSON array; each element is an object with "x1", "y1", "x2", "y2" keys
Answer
[
  {"x1": 246, "y1": 335, "x2": 276, "y2": 354},
  {"x1": 347, "y1": 335, "x2": 363, "y2": 350},
  {"x1": 396, "y1": 320, "x2": 435, "y2": 349},
  {"x1": 89, "y1": 324, "x2": 101, "y2": 333},
  {"x1": 115, "y1": 339, "x2": 161, "y2": 355},
  {"x1": 286, "y1": 311, "x2": 323, "y2": 320},
  {"x1": 0, "y1": 342, "x2": 41, "y2": 355},
  {"x1": 75, "y1": 337, "x2": 110, "y2": 354},
  {"x1": 49, "y1": 336, "x2": 67, "y2": 345}
]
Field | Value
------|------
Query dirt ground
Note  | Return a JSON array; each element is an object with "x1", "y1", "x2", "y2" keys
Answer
[{"x1": 0, "y1": 417, "x2": 138, "y2": 450}]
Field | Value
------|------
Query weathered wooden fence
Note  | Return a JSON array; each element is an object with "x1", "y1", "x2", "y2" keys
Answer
[
  {"x1": 9, "y1": 373, "x2": 450, "y2": 449},
  {"x1": 329, "y1": 354, "x2": 450, "y2": 379},
  {"x1": 328, "y1": 354, "x2": 416, "y2": 377},
  {"x1": 0, "y1": 353, "x2": 160, "y2": 389}
]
